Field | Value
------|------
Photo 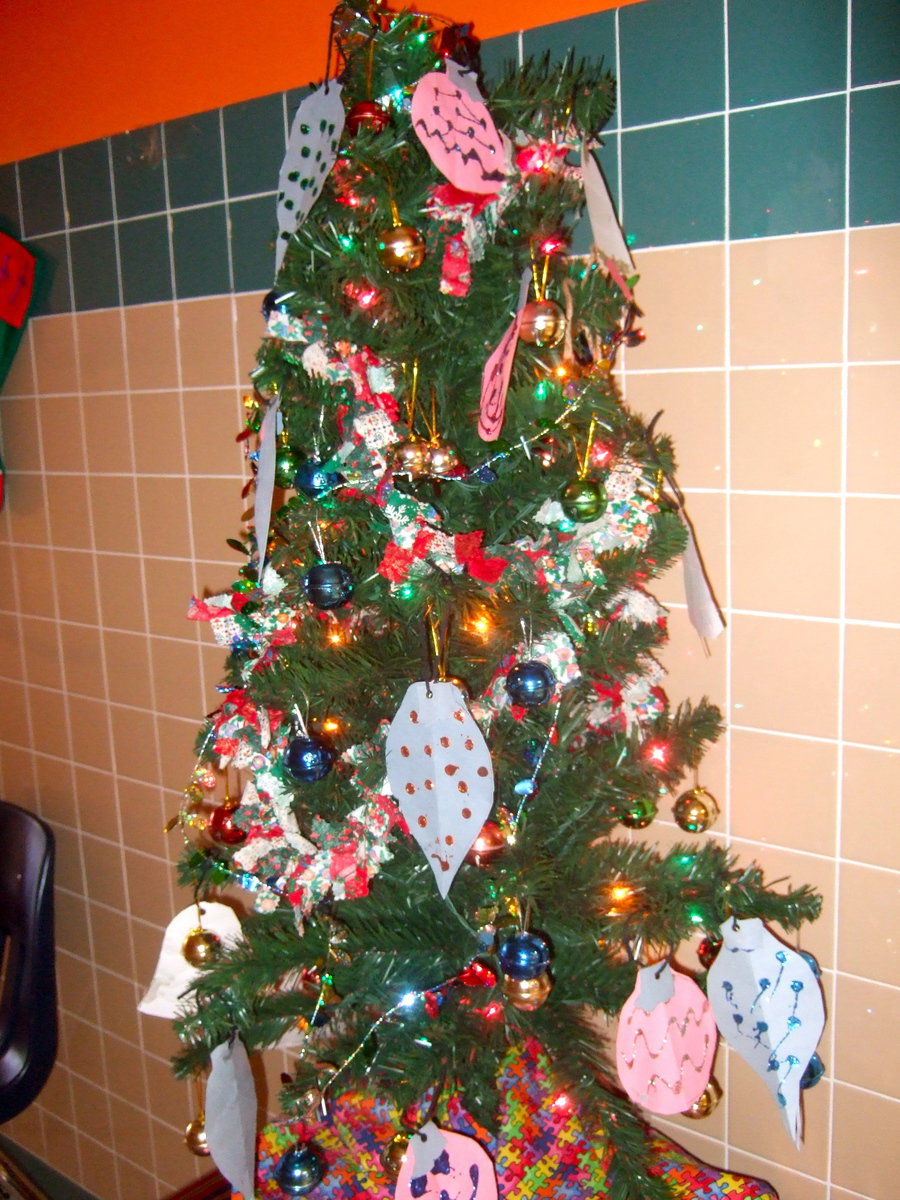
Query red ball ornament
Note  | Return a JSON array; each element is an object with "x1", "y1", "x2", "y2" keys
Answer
[
  {"x1": 464, "y1": 820, "x2": 506, "y2": 866},
  {"x1": 208, "y1": 801, "x2": 246, "y2": 847},
  {"x1": 346, "y1": 100, "x2": 389, "y2": 136}
]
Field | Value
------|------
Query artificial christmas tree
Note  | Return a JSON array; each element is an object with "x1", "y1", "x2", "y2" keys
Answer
[{"x1": 146, "y1": 4, "x2": 824, "y2": 1196}]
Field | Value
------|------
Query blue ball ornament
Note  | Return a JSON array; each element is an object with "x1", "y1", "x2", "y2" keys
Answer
[
  {"x1": 505, "y1": 660, "x2": 555, "y2": 707},
  {"x1": 293, "y1": 459, "x2": 343, "y2": 499},
  {"x1": 285, "y1": 734, "x2": 335, "y2": 783},
  {"x1": 273, "y1": 1143, "x2": 325, "y2": 1195},
  {"x1": 498, "y1": 931, "x2": 551, "y2": 980},
  {"x1": 303, "y1": 562, "x2": 353, "y2": 609},
  {"x1": 800, "y1": 1052, "x2": 826, "y2": 1090}
]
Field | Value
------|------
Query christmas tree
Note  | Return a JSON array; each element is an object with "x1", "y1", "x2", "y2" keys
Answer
[{"x1": 156, "y1": 4, "x2": 824, "y2": 1196}]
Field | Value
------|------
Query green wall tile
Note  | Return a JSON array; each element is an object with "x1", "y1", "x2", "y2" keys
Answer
[
  {"x1": 118, "y1": 215, "x2": 174, "y2": 306},
  {"x1": 224, "y1": 93, "x2": 287, "y2": 198},
  {"x1": 852, "y1": 0, "x2": 900, "y2": 86},
  {"x1": 62, "y1": 140, "x2": 113, "y2": 228},
  {"x1": 730, "y1": 95, "x2": 845, "y2": 238},
  {"x1": 172, "y1": 204, "x2": 231, "y2": 298},
  {"x1": 230, "y1": 195, "x2": 277, "y2": 292},
  {"x1": 28, "y1": 234, "x2": 71, "y2": 315},
  {"x1": 850, "y1": 84, "x2": 900, "y2": 226},
  {"x1": 69, "y1": 224, "x2": 121, "y2": 310},
  {"x1": 621, "y1": 116, "x2": 725, "y2": 247},
  {"x1": 0, "y1": 164, "x2": 20, "y2": 233},
  {"x1": 479, "y1": 32, "x2": 520, "y2": 88},
  {"x1": 729, "y1": 0, "x2": 847, "y2": 107},
  {"x1": 620, "y1": 0, "x2": 724, "y2": 126},
  {"x1": 18, "y1": 152, "x2": 65, "y2": 237},
  {"x1": 111, "y1": 127, "x2": 167, "y2": 219},
  {"x1": 165, "y1": 110, "x2": 225, "y2": 208}
]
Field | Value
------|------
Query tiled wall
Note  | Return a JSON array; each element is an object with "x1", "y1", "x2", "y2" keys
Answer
[{"x1": 0, "y1": 0, "x2": 897, "y2": 1197}]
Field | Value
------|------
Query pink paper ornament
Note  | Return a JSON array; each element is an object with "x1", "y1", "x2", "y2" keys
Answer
[
  {"x1": 410, "y1": 67, "x2": 506, "y2": 194},
  {"x1": 394, "y1": 1121, "x2": 497, "y2": 1200},
  {"x1": 615, "y1": 962, "x2": 717, "y2": 1115}
]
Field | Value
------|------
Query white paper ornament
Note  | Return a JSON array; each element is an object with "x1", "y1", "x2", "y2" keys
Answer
[
  {"x1": 707, "y1": 917, "x2": 825, "y2": 1144},
  {"x1": 205, "y1": 1035, "x2": 258, "y2": 1200},
  {"x1": 394, "y1": 1120, "x2": 497, "y2": 1200},
  {"x1": 275, "y1": 83, "x2": 345, "y2": 275},
  {"x1": 386, "y1": 681, "x2": 494, "y2": 897},
  {"x1": 138, "y1": 903, "x2": 243, "y2": 1019}
]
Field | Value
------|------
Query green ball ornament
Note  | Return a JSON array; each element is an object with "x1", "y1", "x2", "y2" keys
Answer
[
  {"x1": 560, "y1": 478, "x2": 606, "y2": 522},
  {"x1": 274, "y1": 444, "x2": 299, "y2": 488},
  {"x1": 620, "y1": 796, "x2": 656, "y2": 829}
]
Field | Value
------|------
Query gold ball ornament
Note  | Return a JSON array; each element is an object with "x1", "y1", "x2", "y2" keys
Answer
[
  {"x1": 426, "y1": 440, "x2": 460, "y2": 477},
  {"x1": 380, "y1": 1132, "x2": 410, "y2": 1179},
  {"x1": 393, "y1": 438, "x2": 430, "y2": 478},
  {"x1": 501, "y1": 970, "x2": 552, "y2": 1011},
  {"x1": 184, "y1": 1116, "x2": 211, "y2": 1156},
  {"x1": 518, "y1": 299, "x2": 566, "y2": 348},
  {"x1": 684, "y1": 1077, "x2": 722, "y2": 1119},
  {"x1": 377, "y1": 223, "x2": 426, "y2": 273},
  {"x1": 673, "y1": 787, "x2": 719, "y2": 834},
  {"x1": 181, "y1": 928, "x2": 222, "y2": 968}
]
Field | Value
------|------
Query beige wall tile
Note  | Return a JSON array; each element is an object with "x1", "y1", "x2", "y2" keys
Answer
[
  {"x1": 0, "y1": 396, "x2": 43, "y2": 471},
  {"x1": 112, "y1": 1156, "x2": 160, "y2": 1200},
  {"x1": 30, "y1": 315, "x2": 79, "y2": 395},
  {"x1": 730, "y1": 494, "x2": 841, "y2": 617},
  {"x1": 731, "y1": 367, "x2": 842, "y2": 493},
  {"x1": 76, "y1": 309, "x2": 127, "y2": 394},
  {"x1": 67, "y1": 693, "x2": 114, "y2": 773},
  {"x1": 136, "y1": 474, "x2": 194, "y2": 559},
  {"x1": 182, "y1": 386, "x2": 247, "y2": 477},
  {"x1": 0, "y1": 611, "x2": 26, "y2": 682},
  {"x1": 109, "y1": 704, "x2": 162, "y2": 787},
  {"x1": 73, "y1": 765, "x2": 120, "y2": 841},
  {"x1": 45, "y1": 473, "x2": 93, "y2": 550},
  {"x1": 89, "y1": 475, "x2": 141, "y2": 554},
  {"x1": 847, "y1": 364, "x2": 900, "y2": 495},
  {"x1": 70, "y1": 1076, "x2": 115, "y2": 1147},
  {"x1": 88, "y1": 902, "x2": 137, "y2": 980},
  {"x1": 630, "y1": 245, "x2": 726, "y2": 369},
  {"x1": 54, "y1": 548, "x2": 104, "y2": 625},
  {"x1": 130, "y1": 390, "x2": 188, "y2": 475},
  {"x1": 52, "y1": 824, "x2": 86, "y2": 896},
  {"x1": 726, "y1": 1152, "x2": 826, "y2": 1200},
  {"x1": 188, "y1": 474, "x2": 245, "y2": 562},
  {"x1": 33, "y1": 754, "x2": 79, "y2": 830},
  {"x1": 103, "y1": 629, "x2": 154, "y2": 709},
  {"x1": 96, "y1": 551, "x2": 149, "y2": 634},
  {"x1": 81, "y1": 834, "x2": 128, "y2": 911},
  {"x1": 56, "y1": 951, "x2": 100, "y2": 1026},
  {"x1": 95, "y1": 969, "x2": 144, "y2": 1047},
  {"x1": 731, "y1": 615, "x2": 840, "y2": 739},
  {"x1": 104, "y1": 1039, "x2": 150, "y2": 1113},
  {"x1": 848, "y1": 225, "x2": 900, "y2": 363},
  {"x1": 40, "y1": 1114, "x2": 81, "y2": 1182},
  {"x1": 117, "y1": 776, "x2": 171, "y2": 858},
  {"x1": 730, "y1": 730, "x2": 838, "y2": 856},
  {"x1": 730, "y1": 235, "x2": 844, "y2": 367},
  {"x1": 843, "y1": 623, "x2": 900, "y2": 749},
  {"x1": 624, "y1": 370, "x2": 727, "y2": 490},
  {"x1": 837, "y1": 861, "x2": 900, "y2": 986},
  {"x1": 148, "y1": 637, "x2": 204, "y2": 721},
  {"x1": 19, "y1": 615, "x2": 64, "y2": 690},
  {"x1": 28, "y1": 687, "x2": 70, "y2": 759},
  {"x1": 155, "y1": 712, "x2": 199, "y2": 792},
  {"x1": 83, "y1": 392, "x2": 134, "y2": 475},
  {"x1": 4, "y1": 470, "x2": 50, "y2": 546},
  {"x1": 833, "y1": 974, "x2": 900, "y2": 1096},
  {"x1": 143, "y1": 556, "x2": 201, "y2": 641},
  {"x1": 77, "y1": 1140, "x2": 121, "y2": 1200},
  {"x1": 177, "y1": 296, "x2": 238, "y2": 389},
  {"x1": 845, "y1": 497, "x2": 900, "y2": 623},
  {"x1": 0, "y1": 679, "x2": 31, "y2": 746},
  {"x1": 830, "y1": 1083, "x2": 900, "y2": 1197},
  {"x1": 234, "y1": 291, "x2": 268, "y2": 368},
  {"x1": 16, "y1": 543, "x2": 60, "y2": 618},
  {"x1": 59, "y1": 621, "x2": 106, "y2": 700},
  {"x1": 2, "y1": 327, "x2": 36, "y2": 395},
  {"x1": 39, "y1": 394, "x2": 85, "y2": 472},
  {"x1": 841, "y1": 745, "x2": 900, "y2": 871},
  {"x1": 124, "y1": 847, "x2": 181, "y2": 928},
  {"x1": 123, "y1": 303, "x2": 179, "y2": 391}
]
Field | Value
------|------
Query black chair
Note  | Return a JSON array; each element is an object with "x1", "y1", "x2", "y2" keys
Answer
[{"x1": 0, "y1": 800, "x2": 57, "y2": 1123}]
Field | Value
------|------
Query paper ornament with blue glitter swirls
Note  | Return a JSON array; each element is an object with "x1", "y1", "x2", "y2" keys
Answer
[{"x1": 707, "y1": 917, "x2": 825, "y2": 1144}]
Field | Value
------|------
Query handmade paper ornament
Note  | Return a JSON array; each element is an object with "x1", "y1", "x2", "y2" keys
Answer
[
  {"x1": 615, "y1": 961, "x2": 718, "y2": 1116},
  {"x1": 393, "y1": 1120, "x2": 497, "y2": 1200},
  {"x1": 385, "y1": 681, "x2": 494, "y2": 897},
  {"x1": 205, "y1": 1035, "x2": 258, "y2": 1200},
  {"x1": 138, "y1": 903, "x2": 243, "y2": 1019},
  {"x1": 478, "y1": 269, "x2": 531, "y2": 442},
  {"x1": 275, "y1": 83, "x2": 345, "y2": 275},
  {"x1": 410, "y1": 62, "x2": 506, "y2": 194},
  {"x1": 708, "y1": 917, "x2": 825, "y2": 1144}
]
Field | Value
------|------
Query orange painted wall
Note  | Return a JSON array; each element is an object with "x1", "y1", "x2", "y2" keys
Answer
[{"x1": 2, "y1": 0, "x2": 646, "y2": 164}]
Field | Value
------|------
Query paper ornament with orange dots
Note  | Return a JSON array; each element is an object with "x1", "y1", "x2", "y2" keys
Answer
[{"x1": 386, "y1": 680, "x2": 494, "y2": 897}]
